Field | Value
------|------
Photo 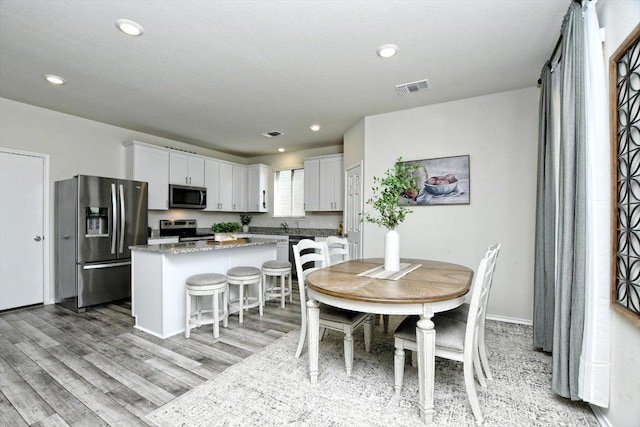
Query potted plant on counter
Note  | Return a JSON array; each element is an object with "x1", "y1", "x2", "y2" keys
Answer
[
  {"x1": 362, "y1": 157, "x2": 417, "y2": 271},
  {"x1": 240, "y1": 215, "x2": 252, "y2": 233},
  {"x1": 211, "y1": 222, "x2": 241, "y2": 242}
]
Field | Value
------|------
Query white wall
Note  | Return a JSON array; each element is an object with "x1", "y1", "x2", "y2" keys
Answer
[
  {"x1": 343, "y1": 118, "x2": 365, "y2": 170},
  {"x1": 359, "y1": 87, "x2": 539, "y2": 323},
  {"x1": 0, "y1": 97, "x2": 345, "y2": 302},
  {"x1": 596, "y1": 0, "x2": 640, "y2": 425},
  {"x1": 0, "y1": 97, "x2": 248, "y2": 302}
]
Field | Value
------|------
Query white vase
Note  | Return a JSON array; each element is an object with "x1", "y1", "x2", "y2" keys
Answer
[
  {"x1": 384, "y1": 229, "x2": 400, "y2": 272},
  {"x1": 242, "y1": 224, "x2": 249, "y2": 232}
]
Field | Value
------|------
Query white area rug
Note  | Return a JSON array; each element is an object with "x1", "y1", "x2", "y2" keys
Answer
[{"x1": 146, "y1": 320, "x2": 598, "y2": 426}]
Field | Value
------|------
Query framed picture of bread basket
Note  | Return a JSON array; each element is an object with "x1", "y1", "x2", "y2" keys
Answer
[{"x1": 397, "y1": 155, "x2": 470, "y2": 206}]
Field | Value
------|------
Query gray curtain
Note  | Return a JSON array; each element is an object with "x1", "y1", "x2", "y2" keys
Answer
[
  {"x1": 533, "y1": 62, "x2": 556, "y2": 354},
  {"x1": 533, "y1": 2, "x2": 586, "y2": 401}
]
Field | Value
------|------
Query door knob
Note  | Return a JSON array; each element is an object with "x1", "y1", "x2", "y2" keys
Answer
[{"x1": 34, "y1": 236, "x2": 42, "y2": 241}]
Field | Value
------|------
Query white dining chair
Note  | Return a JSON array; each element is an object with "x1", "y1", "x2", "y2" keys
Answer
[
  {"x1": 325, "y1": 236, "x2": 384, "y2": 335},
  {"x1": 392, "y1": 245, "x2": 500, "y2": 425},
  {"x1": 293, "y1": 239, "x2": 372, "y2": 376},
  {"x1": 437, "y1": 244, "x2": 501, "y2": 382},
  {"x1": 325, "y1": 235, "x2": 350, "y2": 265}
]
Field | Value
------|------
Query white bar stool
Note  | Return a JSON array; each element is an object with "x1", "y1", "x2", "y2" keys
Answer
[
  {"x1": 185, "y1": 273, "x2": 228, "y2": 339},
  {"x1": 262, "y1": 260, "x2": 292, "y2": 308},
  {"x1": 227, "y1": 266, "x2": 262, "y2": 323}
]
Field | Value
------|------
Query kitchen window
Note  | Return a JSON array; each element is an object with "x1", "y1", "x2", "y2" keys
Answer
[{"x1": 274, "y1": 168, "x2": 304, "y2": 217}]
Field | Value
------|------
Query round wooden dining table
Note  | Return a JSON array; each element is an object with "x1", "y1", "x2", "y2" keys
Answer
[{"x1": 305, "y1": 257, "x2": 473, "y2": 425}]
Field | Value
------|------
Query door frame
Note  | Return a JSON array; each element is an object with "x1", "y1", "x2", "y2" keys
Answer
[{"x1": 0, "y1": 147, "x2": 51, "y2": 304}]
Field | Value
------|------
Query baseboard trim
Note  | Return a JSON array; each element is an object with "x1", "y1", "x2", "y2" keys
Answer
[
  {"x1": 590, "y1": 404, "x2": 611, "y2": 427},
  {"x1": 486, "y1": 314, "x2": 532, "y2": 326}
]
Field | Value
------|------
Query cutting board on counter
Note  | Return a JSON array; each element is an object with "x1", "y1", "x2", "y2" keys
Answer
[{"x1": 206, "y1": 238, "x2": 247, "y2": 245}]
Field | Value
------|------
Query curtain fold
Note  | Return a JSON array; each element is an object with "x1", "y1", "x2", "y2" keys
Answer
[
  {"x1": 578, "y1": 0, "x2": 611, "y2": 407},
  {"x1": 534, "y1": 62, "x2": 557, "y2": 353},
  {"x1": 552, "y1": 1, "x2": 586, "y2": 401},
  {"x1": 534, "y1": 0, "x2": 611, "y2": 406}
]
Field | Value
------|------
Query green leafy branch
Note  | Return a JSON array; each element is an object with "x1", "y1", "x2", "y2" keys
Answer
[
  {"x1": 211, "y1": 222, "x2": 241, "y2": 233},
  {"x1": 362, "y1": 157, "x2": 418, "y2": 230}
]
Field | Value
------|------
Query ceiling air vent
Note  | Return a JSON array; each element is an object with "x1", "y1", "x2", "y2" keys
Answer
[
  {"x1": 395, "y1": 79, "x2": 430, "y2": 95},
  {"x1": 262, "y1": 130, "x2": 283, "y2": 138}
]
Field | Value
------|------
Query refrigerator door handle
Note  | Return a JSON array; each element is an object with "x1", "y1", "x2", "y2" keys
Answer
[
  {"x1": 119, "y1": 184, "x2": 125, "y2": 253},
  {"x1": 83, "y1": 261, "x2": 131, "y2": 270},
  {"x1": 111, "y1": 183, "x2": 117, "y2": 254}
]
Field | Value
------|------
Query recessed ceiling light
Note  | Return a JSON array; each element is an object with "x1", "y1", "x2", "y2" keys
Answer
[
  {"x1": 278, "y1": 148, "x2": 285, "y2": 153},
  {"x1": 116, "y1": 19, "x2": 144, "y2": 36},
  {"x1": 44, "y1": 74, "x2": 65, "y2": 85},
  {"x1": 310, "y1": 124, "x2": 321, "y2": 132},
  {"x1": 377, "y1": 44, "x2": 399, "y2": 58}
]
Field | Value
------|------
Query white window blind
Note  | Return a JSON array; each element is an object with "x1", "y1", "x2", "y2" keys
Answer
[{"x1": 274, "y1": 169, "x2": 304, "y2": 217}]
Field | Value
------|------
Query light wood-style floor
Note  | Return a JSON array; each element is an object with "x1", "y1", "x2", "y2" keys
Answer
[{"x1": 0, "y1": 292, "x2": 302, "y2": 426}]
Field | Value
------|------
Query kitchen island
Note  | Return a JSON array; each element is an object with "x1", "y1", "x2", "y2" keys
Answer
[{"x1": 130, "y1": 238, "x2": 278, "y2": 338}]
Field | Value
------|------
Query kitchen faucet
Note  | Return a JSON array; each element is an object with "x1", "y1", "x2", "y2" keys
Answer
[{"x1": 280, "y1": 222, "x2": 289, "y2": 233}]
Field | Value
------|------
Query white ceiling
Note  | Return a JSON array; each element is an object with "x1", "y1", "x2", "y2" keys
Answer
[{"x1": 0, "y1": 0, "x2": 568, "y2": 157}]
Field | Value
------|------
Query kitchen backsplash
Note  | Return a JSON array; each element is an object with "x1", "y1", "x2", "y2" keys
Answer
[{"x1": 148, "y1": 209, "x2": 342, "y2": 236}]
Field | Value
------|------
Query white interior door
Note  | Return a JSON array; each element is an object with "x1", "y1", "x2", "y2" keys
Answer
[
  {"x1": 0, "y1": 150, "x2": 46, "y2": 310},
  {"x1": 345, "y1": 162, "x2": 363, "y2": 259}
]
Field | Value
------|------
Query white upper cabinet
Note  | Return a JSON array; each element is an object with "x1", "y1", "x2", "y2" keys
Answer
[
  {"x1": 247, "y1": 164, "x2": 270, "y2": 212},
  {"x1": 304, "y1": 154, "x2": 343, "y2": 211},
  {"x1": 123, "y1": 140, "x2": 169, "y2": 210},
  {"x1": 204, "y1": 159, "x2": 233, "y2": 211},
  {"x1": 125, "y1": 140, "x2": 268, "y2": 213},
  {"x1": 232, "y1": 164, "x2": 247, "y2": 212},
  {"x1": 169, "y1": 152, "x2": 205, "y2": 187}
]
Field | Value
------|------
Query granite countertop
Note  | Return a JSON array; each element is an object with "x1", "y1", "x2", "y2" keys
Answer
[{"x1": 130, "y1": 237, "x2": 279, "y2": 255}]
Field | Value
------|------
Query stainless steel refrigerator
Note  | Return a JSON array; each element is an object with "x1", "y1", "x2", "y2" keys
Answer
[{"x1": 55, "y1": 175, "x2": 148, "y2": 312}]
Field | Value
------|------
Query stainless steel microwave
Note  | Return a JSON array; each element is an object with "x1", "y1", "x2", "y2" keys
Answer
[{"x1": 169, "y1": 184, "x2": 207, "y2": 209}]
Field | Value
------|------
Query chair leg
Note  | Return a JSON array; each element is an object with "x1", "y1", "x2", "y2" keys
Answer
[
  {"x1": 394, "y1": 346, "x2": 405, "y2": 396},
  {"x1": 195, "y1": 294, "x2": 201, "y2": 323},
  {"x1": 288, "y1": 271, "x2": 293, "y2": 302},
  {"x1": 464, "y1": 350, "x2": 484, "y2": 425},
  {"x1": 258, "y1": 277, "x2": 264, "y2": 317},
  {"x1": 223, "y1": 285, "x2": 229, "y2": 328},
  {"x1": 478, "y1": 324, "x2": 493, "y2": 381},
  {"x1": 185, "y1": 290, "x2": 191, "y2": 339},
  {"x1": 280, "y1": 273, "x2": 285, "y2": 309},
  {"x1": 213, "y1": 292, "x2": 220, "y2": 339},
  {"x1": 295, "y1": 317, "x2": 306, "y2": 358},
  {"x1": 473, "y1": 345, "x2": 487, "y2": 389},
  {"x1": 383, "y1": 314, "x2": 390, "y2": 333},
  {"x1": 238, "y1": 283, "x2": 244, "y2": 324},
  {"x1": 343, "y1": 332, "x2": 354, "y2": 376},
  {"x1": 364, "y1": 315, "x2": 373, "y2": 352},
  {"x1": 319, "y1": 327, "x2": 327, "y2": 341},
  {"x1": 411, "y1": 350, "x2": 417, "y2": 368}
]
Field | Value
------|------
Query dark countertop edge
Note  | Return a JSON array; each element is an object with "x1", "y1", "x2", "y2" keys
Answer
[{"x1": 149, "y1": 227, "x2": 340, "y2": 238}]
